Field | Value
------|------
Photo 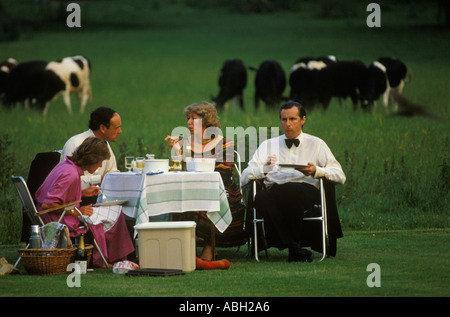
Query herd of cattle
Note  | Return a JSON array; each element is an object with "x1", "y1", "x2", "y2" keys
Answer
[
  {"x1": 0, "y1": 56, "x2": 91, "y2": 116},
  {"x1": 211, "y1": 56, "x2": 411, "y2": 112},
  {"x1": 0, "y1": 54, "x2": 409, "y2": 116}
]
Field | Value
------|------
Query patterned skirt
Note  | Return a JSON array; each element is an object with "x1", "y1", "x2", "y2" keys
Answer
[{"x1": 173, "y1": 184, "x2": 247, "y2": 247}]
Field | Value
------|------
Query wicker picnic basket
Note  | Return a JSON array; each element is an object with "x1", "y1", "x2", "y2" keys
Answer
[
  {"x1": 18, "y1": 247, "x2": 77, "y2": 275},
  {"x1": 18, "y1": 244, "x2": 94, "y2": 275},
  {"x1": 18, "y1": 222, "x2": 95, "y2": 276}
]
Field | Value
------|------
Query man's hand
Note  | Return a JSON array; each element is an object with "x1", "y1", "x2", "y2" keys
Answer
[
  {"x1": 296, "y1": 162, "x2": 316, "y2": 177},
  {"x1": 263, "y1": 155, "x2": 277, "y2": 174},
  {"x1": 82, "y1": 185, "x2": 101, "y2": 197}
]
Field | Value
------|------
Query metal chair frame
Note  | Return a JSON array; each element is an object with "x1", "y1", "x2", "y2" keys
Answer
[
  {"x1": 251, "y1": 178, "x2": 329, "y2": 262},
  {"x1": 203, "y1": 151, "x2": 245, "y2": 261},
  {"x1": 11, "y1": 175, "x2": 109, "y2": 267}
]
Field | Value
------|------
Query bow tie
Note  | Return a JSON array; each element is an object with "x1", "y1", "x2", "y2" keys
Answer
[{"x1": 285, "y1": 138, "x2": 300, "y2": 149}]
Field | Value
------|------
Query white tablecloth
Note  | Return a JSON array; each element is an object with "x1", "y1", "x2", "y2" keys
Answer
[
  {"x1": 97, "y1": 172, "x2": 149, "y2": 228},
  {"x1": 145, "y1": 171, "x2": 232, "y2": 233}
]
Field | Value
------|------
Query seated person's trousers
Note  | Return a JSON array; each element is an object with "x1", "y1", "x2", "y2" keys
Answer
[{"x1": 254, "y1": 182, "x2": 320, "y2": 247}]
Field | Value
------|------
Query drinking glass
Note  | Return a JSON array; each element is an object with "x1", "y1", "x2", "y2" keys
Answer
[
  {"x1": 125, "y1": 156, "x2": 134, "y2": 172},
  {"x1": 136, "y1": 157, "x2": 145, "y2": 172},
  {"x1": 171, "y1": 155, "x2": 182, "y2": 171}
]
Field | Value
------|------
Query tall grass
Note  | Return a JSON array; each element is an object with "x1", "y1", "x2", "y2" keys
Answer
[{"x1": 0, "y1": 2, "x2": 449, "y2": 244}]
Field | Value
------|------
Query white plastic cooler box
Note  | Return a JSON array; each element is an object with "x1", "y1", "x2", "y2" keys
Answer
[{"x1": 134, "y1": 221, "x2": 196, "y2": 272}]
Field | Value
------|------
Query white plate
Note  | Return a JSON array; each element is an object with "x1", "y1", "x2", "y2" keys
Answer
[
  {"x1": 93, "y1": 200, "x2": 128, "y2": 207},
  {"x1": 279, "y1": 164, "x2": 309, "y2": 169}
]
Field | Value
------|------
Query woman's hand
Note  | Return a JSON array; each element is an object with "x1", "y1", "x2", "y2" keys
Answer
[
  {"x1": 165, "y1": 135, "x2": 182, "y2": 155},
  {"x1": 165, "y1": 135, "x2": 179, "y2": 147},
  {"x1": 79, "y1": 204, "x2": 93, "y2": 217}
]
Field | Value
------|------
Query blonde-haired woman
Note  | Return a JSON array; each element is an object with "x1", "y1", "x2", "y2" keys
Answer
[{"x1": 165, "y1": 102, "x2": 246, "y2": 261}]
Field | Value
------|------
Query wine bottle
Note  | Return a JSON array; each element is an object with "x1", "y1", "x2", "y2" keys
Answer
[
  {"x1": 179, "y1": 134, "x2": 186, "y2": 171},
  {"x1": 75, "y1": 234, "x2": 87, "y2": 274},
  {"x1": 29, "y1": 225, "x2": 42, "y2": 249}
]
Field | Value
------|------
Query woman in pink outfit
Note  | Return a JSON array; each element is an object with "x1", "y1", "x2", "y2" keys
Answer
[{"x1": 36, "y1": 137, "x2": 134, "y2": 267}]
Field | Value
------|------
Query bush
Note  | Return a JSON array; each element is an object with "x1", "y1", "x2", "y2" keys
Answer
[{"x1": 0, "y1": 134, "x2": 21, "y2": 244}]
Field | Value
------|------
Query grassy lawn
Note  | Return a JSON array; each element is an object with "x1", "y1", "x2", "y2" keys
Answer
[
  {"x1": 0, "y1": 1, "x2": 449, "y2": 300},
  {"x1": 1, "y1": 229, "x2": 448, "y2": 297}
]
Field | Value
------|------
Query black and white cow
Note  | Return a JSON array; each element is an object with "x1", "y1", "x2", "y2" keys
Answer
[
  {"x1": 360, "y1": 61, "x2": 388, "y2": 110},
  {"x1": 3, "y1": 60, "x2": 53, "y2": 109},
  {"x1": 2, "y1": 56, "x2": 92, "y2": 115},
  {"x1": 294, "y1": 55, "x2": 337, "y2": 68},
  {"x1": 0, "y1": 58, "x2": 18, "y2": 96},
  {"x1": 289, "y1": 62, "x2": 322, "y2": 108},
  {"x1": 45, "y1": 55, "x2": 92, "y2": 114},
  {"x1": 253, "y1": 60, "x2": 286, "y2": 110},
  {"x1": 318, "y1": 60, "x2": 368, "y2": 110},
  {"x1": 289, "y1": 56, "x2": 336, "y2": 109},
  {"x1": 290, "y1": 57, "x2": 367, "y2": 110},
  {"x1": 211, "y1": 58, "x2": 247, "y2": 110},
  {"x1": 377, "y1": 57, "x2": 409, "y2": 109}
]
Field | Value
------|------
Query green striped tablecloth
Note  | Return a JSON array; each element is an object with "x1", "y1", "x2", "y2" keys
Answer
[{"x1": 145, "y1": 171, "x2": 232, "y2": 233}]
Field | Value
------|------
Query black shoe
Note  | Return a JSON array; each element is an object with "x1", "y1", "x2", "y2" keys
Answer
[{"x1": 288, "y1": 248, "x2": 314, "y2": 263}]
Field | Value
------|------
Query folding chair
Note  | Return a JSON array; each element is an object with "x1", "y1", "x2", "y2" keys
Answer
[
  {"x1": 231, "y1": 151, "x2": 251, "y2": 256},
  {"x1": 249, "y1": 178, "x2": 269, "y2": 262},
  {"x1": 22, "y1": 150, "x2": 61, "y2": 242},
  {"x1": 302, "y1": 178, "x2": 328, "y2": 261},
  {"x1": 249, "y1": 177, "x2": 336, "y2": 262},
  {"x1": 11, "y1": 175, "x2": 109, "y2": 268},
  {"x1": 208, "y1": 151, "x2": 247, "y2": 261}
]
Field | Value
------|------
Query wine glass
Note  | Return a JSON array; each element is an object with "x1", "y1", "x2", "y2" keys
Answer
[{"x1": 125, "y1": 156, "x2": 134, "y2": 172}]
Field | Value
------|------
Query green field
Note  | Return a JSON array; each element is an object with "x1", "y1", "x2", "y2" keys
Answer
[{"x1": 0, "y1": 1, "x2": 449, "y2": 298}]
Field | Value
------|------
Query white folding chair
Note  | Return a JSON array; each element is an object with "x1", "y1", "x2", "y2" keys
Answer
[
  {"x1": 250, "y1": 178, "x2": 269, "y2": 262},
  {"x1": 233, "y1": 150, "x2": 253, "y2": 256},
  {"x1": 11, "y1": 175, "x2": 109, "y2": 267},
  {"x1": 250, "y1": 178, "x2": 329, "y2": 262},
  {"x1": 302, "y1": 178, "x2": 329, "y2": 262}
]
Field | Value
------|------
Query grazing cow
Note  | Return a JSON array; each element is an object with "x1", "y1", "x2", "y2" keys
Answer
[
  {"x1": 45, "y1": 55, "x2": 92, "y2": 114},
  {"x1": 0, "y1": 58, "x2": 18, "y2": 96},
  {"x1": 211, "y1": 58, "x2": 247, "y2": 110},
  {"x1": 359, "y1": 61, "x2": 388, "y2": 110},
  {"x1": 289, "y1": 62, "x2": 323, "y2": 108},
  {"x1": 290, "y1": 57, "x2": 368, "y2": 110},
  {"x1": 295, "y1": 55, "x2": 337, "y2": 68},
  {"x1": 253, "y1": 60, "x2": 286, "y2": 110},
  {"x1": 2, "y1": 56, "x2": 92, "y2": 116},
  {"x1": 318, "y1": 60, "x2": 368, "y2": 110},
  {"x1": 3, "y1": 60, "x2": 54, "y2": 109},
  {"x1": 289, "y1": 56, "x2": 338, "y2": 109},
  {"x1": 377, "y1": 57, "x2": 409, "y2": 109}
]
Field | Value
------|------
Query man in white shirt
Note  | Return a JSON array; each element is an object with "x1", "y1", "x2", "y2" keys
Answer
[
  {"x1": 61, "y1": 107, "x2": 122, "y2": 192},
  {"x1": 241, "y1": 101, "x2": 346, "y2": 262}
]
